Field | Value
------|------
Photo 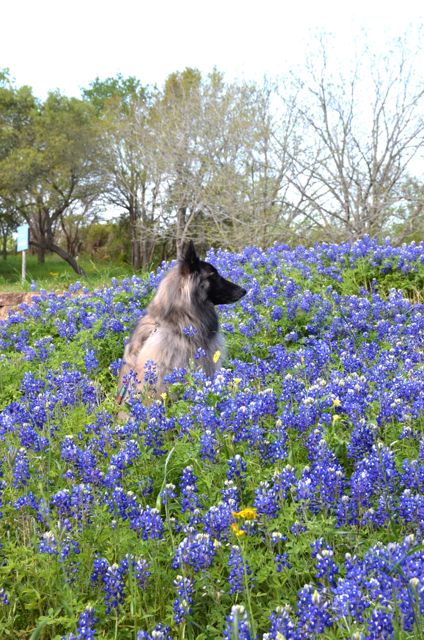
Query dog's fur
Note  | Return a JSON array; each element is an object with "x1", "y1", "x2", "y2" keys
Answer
[{"x1": 117, "y1": 241, "x2": 246, "y2": 402}]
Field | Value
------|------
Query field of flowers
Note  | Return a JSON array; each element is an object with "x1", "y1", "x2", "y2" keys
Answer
[{"x1": 0, "y1": 237, "x2": 423, "y2": 639}]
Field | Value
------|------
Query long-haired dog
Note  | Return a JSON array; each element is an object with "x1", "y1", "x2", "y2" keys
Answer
[{"x1": 117, "y1": 241, "x2": 246, "y2": 403}]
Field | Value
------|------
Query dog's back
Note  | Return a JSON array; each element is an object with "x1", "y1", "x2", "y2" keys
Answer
[{"x1": 117, "y1": 242, "x2": 246, "y2": 403}]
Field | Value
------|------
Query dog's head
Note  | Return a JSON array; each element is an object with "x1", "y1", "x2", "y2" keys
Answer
[{"x1": 180, "y1": 241, "x2": 247, "y2": 305}]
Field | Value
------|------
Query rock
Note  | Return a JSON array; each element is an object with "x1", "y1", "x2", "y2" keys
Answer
[{"x1": 0, "y1": 292, "x2": 39, "y2": 319}]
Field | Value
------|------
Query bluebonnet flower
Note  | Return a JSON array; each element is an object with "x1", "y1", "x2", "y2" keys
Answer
[
  {"x1": 199, "y1": 428, "x2": 218, "y2": 461},
  {"x1": 162, "y1": 366, "x2": 187, "y2": 385},
  {"x1": 83, "y1": 348, "x2": 99, "y2": 372},
  {"x1": 0, "y1": 464, "x2": 5, "y2": 519},
  {"x1": 223, "y1": 604, "x2": 253, "y2": 640},
  {"x1": 266, "y1": 606, "x2": 296, "y2": 639},
  {"x1": 39, "y1": 530, "x2": 59, "y2": 555},
  {"x1": 397, "y1": 489, "x2": 424, "y2": 531},
  {"x1": 1, "y1": 237, "x2": 424, "y2": 637},
  {"x1": 271, "y1": 531, "x2": 291, "y2": 573},
  {"x1": 107, "y1": 487, "x2": 140, "y2": 522},
  {"x1": 311, "y1": 539, "x2": 339, "y2": 586},
  {"x1": 109, "y1": 359, "x2": 123, "y2": 376},
  {"x1": 134, "y1": 558, "x2": 151, "y2": 589},
  {"x1": 0, "y1": 588, "x2": 10, "y2": 605},
  {"x1": 194, "y1": 346, "x2": 207, "y2": 359},
  {"x1": 203, "y1": 502, "x2": 233, "y2": 540},
  {"x1": 103, "y1": 558, "x2": 129, "y2": 613},
  {"x1": 134, "y1": 506, "x2": 164, "y2": 540},
  {"x1": 347, "y1": 419, "x2": 377, "y2": 460},
  {"x1": 12, "y1": 447, "x2": 30, "y2": 488},
  {"x1": 90, "y1": 556, "x2": 109, "y2": 585},
  {"x1": 173, "y1": 532, "x2": 218, "y2": 571},
  {"x1": 332, "y1": 576, "x2": 369, "y2": 622},
  {"x1": 296, "y1": 585, "x2": 332, "y2": 638},
  {"x1": 140, "y1": 403, "x2": 176, "y2": 457},
  {"x1": 284, "y1": 330, "x2": 299, "y2": 343},
  {"x1": 350, "y1": 443, "x2": 398, "y2": 513},
  {"x1": 59, "y1": 538, "x2": 80, "y2": 562},
  {"x1": 227, "y1": 455, "x2": 247, "y2": 483},
  {"x1": 19, "y1": 371, "x2": 45, "y2": 398},
  {"x1": 270, "y1": 305, "x2": 283, "y2": 321},
  {"x1": 265, "y1": 424, "x2": 288, "y2": 463},
  {"x1": 143, "y1": 359, "x2": 158, "y2": 386},
  {"x1": 136, "y1": 623, "x2": 173, "y2": 639},
  {"x1": 160, "y1": 483, "x2": 177, "y2": 505},
  {"x1": 179, "y1": 466, "x2": 200, "y2": 514},
  {"x1": 50, "y1": 484, "x2": 94, "y2": 528},
  {"x1": 68, "y1": 281, "x2": 82, "y2": 293},
  {"x1": 274, "y1": 552, "x2": 290, "y2": 573},
  {"x1": 335, "y1": 494, "x2": 359, "y2": 527},
  {"x1": 173, "y1": 575, "x2": 194, "y2": 623},
  {"x1": 221, "y1": 480, "x2": 240, "y2": 510},
  {"x1": 228, "y1": 545, "x2": 251, "y2": 595},
  {"x1": 182, "y1": 324, "x2": 197, "y2": 337},
  {"x1": 63, "y1": 607, "x2": 97, "y2": 640},
  {"x1": 55, "y1": 318, "x2": 78, "y2": 340},
  {"x1": 284, "y1": 279, "x2": 298, "y2": 298},
  {"x1": 336, "y1": 535, "x2": 424, "y2": 633},
  {"x1": 366, "y1": 608, "x2": 394, "y2": 639},
  {"x1": 254, "y1": 467, "x2": 296, "y2": 519},
  {"x1": 13, "y1": 491, "x2": 49, "y2": 523}
]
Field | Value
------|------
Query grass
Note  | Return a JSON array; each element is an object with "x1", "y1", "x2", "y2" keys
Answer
[
  {"x1": 0, "y1": 253, "x2": 135, "y2": 292},
  {"x1": 0, "y1": 240, "x2": 423, "y2": 638}
]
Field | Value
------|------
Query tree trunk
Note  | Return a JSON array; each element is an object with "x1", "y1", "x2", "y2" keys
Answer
[
  {"x1": 176, "y1": 206, "x2": 187, "y2": 256},
  {"x1": 37, "y1": 245, "x2": 46, "y2": 263},
  {"x1": 129, "y1": 202, "x2": 141, "y2": 270},
  {"x1": 30, "y1": 240, "x2": 86, "y2": 276},
  {"x1": 2, "y1": 235, "x2": 7, "y2": 260}
]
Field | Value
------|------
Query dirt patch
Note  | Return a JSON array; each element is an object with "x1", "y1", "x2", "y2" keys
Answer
[{"x1": 0, "y1": 292, "x2": 40, "y2": 320}]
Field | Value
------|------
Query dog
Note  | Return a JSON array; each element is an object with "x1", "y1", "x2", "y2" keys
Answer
[{"x1": 117, "y1": 241, "x2": 246, "y2": 404}]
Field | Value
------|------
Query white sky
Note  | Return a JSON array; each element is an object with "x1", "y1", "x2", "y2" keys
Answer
[{"x1": 1, "y1": 0, "x2": 424, "y2": 98}]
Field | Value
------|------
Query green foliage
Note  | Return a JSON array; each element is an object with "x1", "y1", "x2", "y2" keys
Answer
[
  {"x1": 81, "y1": 221, "x2": 130, "y2": 264},
  {"x1": 82, "y1": 74, "x2": 148, "y2": 115},
  {"x1": 0, "y1": 244, "x2": 423, "y2": 638},
  {"x1": 2, "y1": 62, "x2": 424, "y2": 279},
  {"x1": 0, "y1": 253, "x2": 134, "y2": 291}
]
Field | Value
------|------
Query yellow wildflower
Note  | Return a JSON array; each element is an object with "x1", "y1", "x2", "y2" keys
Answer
[
  {"x1": 232, "y1": 507, "x2": 257, "y2": 521},
  {"x1": 230, "y1": 523, "x2": 246, "y2": 537},
  {"x1": 213, "y1": 350, "x2": 221, "y2": 364}
]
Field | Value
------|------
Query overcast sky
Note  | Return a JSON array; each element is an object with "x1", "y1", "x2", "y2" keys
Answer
[{"x1": 2, "y1": 0, "x2": 424, "y2": 98}]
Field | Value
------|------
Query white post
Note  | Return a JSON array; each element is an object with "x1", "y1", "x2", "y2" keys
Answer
[
  {"x1": 16, "y1": 223, "x2": 29, "y2": 285},
  {"x1": 22, "y1": 250, "x2": 26, "y2": 284}
]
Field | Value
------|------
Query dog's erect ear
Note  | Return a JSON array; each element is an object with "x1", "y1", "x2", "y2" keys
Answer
[{"x1": 180, "y1": 240, "x2": 200, "y2": 274}]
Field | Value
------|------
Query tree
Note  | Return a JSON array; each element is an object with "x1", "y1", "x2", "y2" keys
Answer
[
  {"x1": 390, "y1": 176, "x2": 424, "y2": 242},
  {"x1": 0, "y1": 89, "x2": 102, "y2": 273},
  {"x1": 0, "y1": 204, "x2": 16, "y2": 259},
  {"x1": 152, "y1": 69, "x2": 267, "y2": 253},
  {"x1": 0, "y1": 70, "x2": 35, "y2": 257},
  {"x1": 58, "y1": 197, "x2": 101, "y2": 259},
  {"x1": 282, "y1": 33, "x2": 424, "y2": 240},
  {"x1": 236, "y1": 82, "x2": 306, "y2": 246},
  {"x1": 83, "y1": 75, "x2": 162, "y2": 270}
]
